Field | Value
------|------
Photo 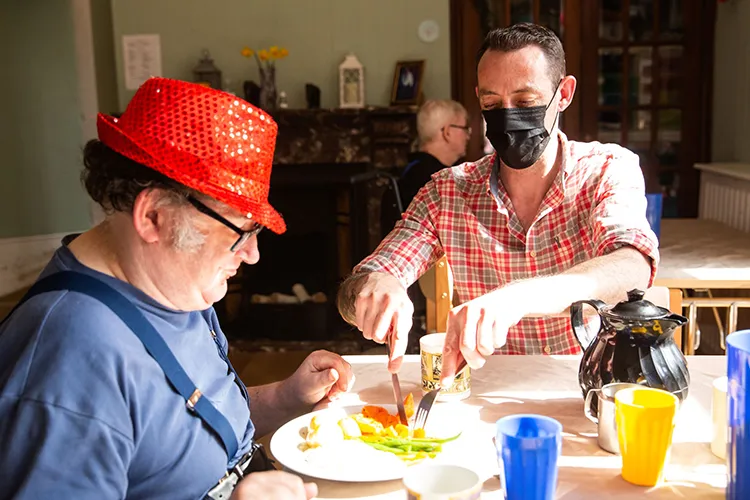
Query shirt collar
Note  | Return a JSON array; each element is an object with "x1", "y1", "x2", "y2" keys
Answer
[{"x1": 486, "y1": 130, "x2": 570, "y2": 208}]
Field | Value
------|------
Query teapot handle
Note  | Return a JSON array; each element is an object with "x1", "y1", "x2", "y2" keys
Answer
[{"x1": 570, "y1": 300, "x2": 606, "y2": 350}]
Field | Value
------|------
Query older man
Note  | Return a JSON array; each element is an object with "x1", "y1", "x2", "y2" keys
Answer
[
  {"x1": 338, "y1": 23, "x2": 659, "y2": 384},
  {"x1": 0, "y1": 78, "x2": 351, "y2": 499},
  {"x1": 399, "y1": 99, "x2": 471, "y2": 208}
]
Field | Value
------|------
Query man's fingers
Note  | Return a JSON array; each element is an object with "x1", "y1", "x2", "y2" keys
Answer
[
  {"x1": 360, "y1": 295, "x2": 380, "y2": 341},
  {"x1": 354, "y1": 293, "x2": 368, "y2": 332},
  {"x1": 387, "y1": 309, "x2": 412, "y2": 373},
  {"x1": 477, "y1": 308, "x2": 495, "y2": 356},
  {"x1": 309, "y1": 351, "x2": 353, "y2": 395},
  {"x1": 456, "y1": 307, "x2": 484, "y2": 369},
  {"x1": 304, "y1": 482, "x2": 318, "y2": 500},
  {"x1": 493, "y1": 324, "x2": 509, "y2": 350},
  {"x1": 440, "y1": 323, "x2": 462, "y2": 386},
  {"x1": 371, "y1": 296, "x2": 395, "y2": 344}
]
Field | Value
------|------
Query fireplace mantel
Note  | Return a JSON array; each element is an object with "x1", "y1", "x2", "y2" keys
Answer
[{"x1": 270, "y1": 106, "x2": 418, "y2": 169}]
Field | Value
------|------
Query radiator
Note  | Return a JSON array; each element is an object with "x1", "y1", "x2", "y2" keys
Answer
[{"x1": 698, "y1": 166, "x2": 750, "y2": 233}]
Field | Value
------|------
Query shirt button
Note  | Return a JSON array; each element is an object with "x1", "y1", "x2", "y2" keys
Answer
[
  {"x1": 530, "y1": 251, "x2": 537, "y2": 258},
  {"x1": 543, "y1": 345, "x2": 551, "y2": 354}
]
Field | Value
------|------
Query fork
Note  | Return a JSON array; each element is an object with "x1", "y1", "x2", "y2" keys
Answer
[{"x1": 414, "y1": 359, "x2": 467, "y2": 430}]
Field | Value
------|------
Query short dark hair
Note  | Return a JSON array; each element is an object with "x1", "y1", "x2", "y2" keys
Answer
[
  {"x1": 81, "y1": 139, "x2": 197, "y2": 214},
  {"x1": 477, "y1": 23, "x2": 566, "y2": 90}
]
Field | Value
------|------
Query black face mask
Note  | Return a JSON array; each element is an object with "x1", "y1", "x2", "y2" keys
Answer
[{"x1": 482, "y1": 82, "x2": 561, "y2": 170}]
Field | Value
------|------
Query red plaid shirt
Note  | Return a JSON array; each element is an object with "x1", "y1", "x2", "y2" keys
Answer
[{"x1": 355, "y1": 132, "x2": 660, "y2": 355}]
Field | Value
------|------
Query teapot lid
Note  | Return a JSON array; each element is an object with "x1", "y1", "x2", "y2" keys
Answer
[{"x1": 604, "y1": 289, "x2": 670, "y2": 321}]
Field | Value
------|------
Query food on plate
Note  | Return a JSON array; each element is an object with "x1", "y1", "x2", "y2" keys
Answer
[
  {"x1": 301, "y1": 394, "x2": 459, "y2": 464},
  {"x1": 304, "y1": 413, "x2": 345, "y2": 447}
]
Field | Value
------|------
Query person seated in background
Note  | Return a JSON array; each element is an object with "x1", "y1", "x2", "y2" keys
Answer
[
  {"x1": 381, "y1": 99, "x2": 471, "y2": 234},
  {"x1": 400, "y1": 99, "x2": 471, "y2": 209},
  {"x1": 338, "y1": 23, "x2": 659, "y2": 384},
  {"x1": 0, "y1": 77, "x2": 352, "y2": 500}
]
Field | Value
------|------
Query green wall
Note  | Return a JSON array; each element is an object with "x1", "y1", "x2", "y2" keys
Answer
[
  {"x1": 91, "y1": 0, "x2": 119, "y2": 115},
  {"x1": 713, "y1": 1, "x2": 750, "y2": 162},
  {"x1": 0, "y1": 0, "x2": 91, "y2": 238},
  {"x1": 111, "y1": 0, "x2": 451, "y2": 110},
  {"x1": 0, "y1": 0, "x2": 451, "y2": 238}
]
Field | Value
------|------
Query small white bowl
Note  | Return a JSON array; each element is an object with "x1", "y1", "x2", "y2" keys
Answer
[{"x1": 403, "y1": 464, "x2": 482, "y2": 500}]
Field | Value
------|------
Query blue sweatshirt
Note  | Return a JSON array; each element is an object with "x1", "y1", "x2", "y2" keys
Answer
[{"x1": 0, "y1": 237, "x2": 254, "y2": 499}]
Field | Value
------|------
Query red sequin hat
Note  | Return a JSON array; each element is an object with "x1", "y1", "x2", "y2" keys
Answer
[{"x1": 97, "y1": 77, "x2": 286, "y2": 234}]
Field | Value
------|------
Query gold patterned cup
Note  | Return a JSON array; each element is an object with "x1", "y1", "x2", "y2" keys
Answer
[{"x1": 420, "y1": 333, "x2": 470, "y2": 401}]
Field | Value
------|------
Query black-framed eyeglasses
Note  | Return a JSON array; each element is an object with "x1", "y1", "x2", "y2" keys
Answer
[
  {"x1": 186, "y1": 196, "x2": 263, "y2": 252},
  {"x1": 448, "y1": 124, "x2": 472, "y2": 135}
]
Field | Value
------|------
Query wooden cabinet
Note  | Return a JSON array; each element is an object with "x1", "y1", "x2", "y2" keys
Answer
[{"x1": 450, "y1": 0, "x2": 716, "y2": 217}]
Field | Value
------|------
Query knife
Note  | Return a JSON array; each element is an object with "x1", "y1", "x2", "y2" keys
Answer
[{"x1": 385, "y1": 333, "x2": 409, "y2": 426}]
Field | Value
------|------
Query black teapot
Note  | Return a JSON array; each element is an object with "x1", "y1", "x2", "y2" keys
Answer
[{"x1": 570, "y1": 289, "x2": 690, "y2": 406}]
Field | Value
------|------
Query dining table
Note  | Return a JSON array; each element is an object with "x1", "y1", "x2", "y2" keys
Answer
[
  {"x1": 656, "y1": 218, "x2": 750, "y2": 289},
  {"x1": 655, "y1": 218, "x2": 750, "y2": 353},
  {"x1": 266, "y1": 353, "x2": 727, "y2": 499}
]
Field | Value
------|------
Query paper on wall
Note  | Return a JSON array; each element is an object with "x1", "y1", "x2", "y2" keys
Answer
[{"x1": 122, "y1": 34, "x2": 162, "y2": 90}]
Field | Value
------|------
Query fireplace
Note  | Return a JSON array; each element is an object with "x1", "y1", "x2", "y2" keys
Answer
[{"x1": 217, "y1": 107, "x2": 417, "y2": 343}]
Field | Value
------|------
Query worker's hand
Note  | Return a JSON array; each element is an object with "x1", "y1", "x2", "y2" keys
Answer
[
  {"x1": 440, "y1": 287, "x2": 524, "y2": 385},
  {"x1": 354, "y1": 272, "x2": 413, "y2": 372}
]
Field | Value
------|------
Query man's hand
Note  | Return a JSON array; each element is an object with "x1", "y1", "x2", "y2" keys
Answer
[
  {"x1": 353, "y1": 272, "x2": 413, "y2": 372},
  {"x1": 247, "y1": 351, "x2": 354, "y2": 437},
  {"x1": 231, "y1": 470, "x2": 317, "y2": 499},
  {"x1": 282, "y1": 350, "x2": 354, "y2": 408},
  {"x1": 440, "y1": 287, "x2": 524, "y2": 386}
]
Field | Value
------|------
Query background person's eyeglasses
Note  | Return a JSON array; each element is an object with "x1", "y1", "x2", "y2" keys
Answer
[
  {"x1": 447, "y1": 124, "x2": 472, "y2": 135},
  {"x1": 186, "y1": 196, "x2": 263, "y2": 252}
]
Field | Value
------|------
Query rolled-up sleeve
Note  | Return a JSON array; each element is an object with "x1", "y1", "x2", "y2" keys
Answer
[
  {"x1": 354, "y1": 182, "x2": 444, "y2": 288},
  {"x1": 590, "y1": 150, "x2": 660, "y2": 284}
]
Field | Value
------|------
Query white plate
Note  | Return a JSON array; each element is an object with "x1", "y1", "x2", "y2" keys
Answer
[{"x1": 270, "y1": 404, "x2": 461, "y2": 482}]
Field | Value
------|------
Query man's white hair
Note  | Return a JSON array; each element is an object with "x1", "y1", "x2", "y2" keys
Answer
[
  {"x1": 417, "y1": 99, "x2": 468, "y2": 145},
  {"x1": 171, "y1": 211, "x2": 207, "y2": 253},
  {"x1": 153, "y1": 191, "x2": 207, "y2": 253}
]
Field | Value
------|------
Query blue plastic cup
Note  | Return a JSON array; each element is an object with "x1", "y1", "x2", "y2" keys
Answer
[
  {"x1": 495, "y1": 414, "x2": 562, "y2": 500},
  {"x1": 645, "y1": 193, "x2": 663, "y2": 240},
  {"x1": 728, "y1": 330, "x2": 750, "y2": 500}
]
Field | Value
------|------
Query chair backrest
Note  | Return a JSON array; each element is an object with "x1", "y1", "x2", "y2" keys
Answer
[
  {"x1": 643, "y1": 286, "x2": 669, "y2": 309},
  {"x1": 420, "y1": 255, "x2": 453, "y2": 333},
  {"x1": 645, "y1": 285, "x2": 683, "y2": 351}
]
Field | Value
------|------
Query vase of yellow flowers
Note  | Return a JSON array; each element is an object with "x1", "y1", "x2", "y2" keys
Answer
[{"x1": 241, "y1": 46, "x2": 289, "y2": 111}]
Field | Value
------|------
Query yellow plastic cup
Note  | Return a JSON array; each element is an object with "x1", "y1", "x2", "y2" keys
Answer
[{"x1": 615, "y1": 387, "x2": 679, "y2": 486}]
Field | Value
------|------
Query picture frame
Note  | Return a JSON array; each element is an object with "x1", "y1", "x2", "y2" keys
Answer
[{"x1": 390, "y1": 60, "x2": 425, "y2": 106}]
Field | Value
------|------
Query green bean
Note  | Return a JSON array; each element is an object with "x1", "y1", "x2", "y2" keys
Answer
[
  {"x1": 365, "y1": 442, "x2": 408, "y2": 454},
  {"x1": 354, "y1": 432, "x2": 460, "y2": 460},
  {"x1": 410, "y1": 432, "x2": 461, "y2": 444}
]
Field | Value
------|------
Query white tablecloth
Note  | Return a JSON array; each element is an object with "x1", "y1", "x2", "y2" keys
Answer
[{"x1": 273, "y1": 354, "x2": 726, "y2": 499}]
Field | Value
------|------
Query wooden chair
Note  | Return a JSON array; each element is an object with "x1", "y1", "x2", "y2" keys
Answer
[
  {"x1": 421, "y1": 257, "x2": 684, "y2": 351},
  {"x1": 421, "y1": 255, "x2": 453, "y2": 334},
  {"x1": 645, "y1": 287, "x2": 683, "y2": 352}
]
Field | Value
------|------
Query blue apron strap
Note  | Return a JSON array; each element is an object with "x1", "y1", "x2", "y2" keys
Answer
[
  {"x1": 9, "y1": 271, "x2": 240, "y2": 461},
  {"x1": 203, "y1": 310, "x2": 250, "y2": 403}
]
